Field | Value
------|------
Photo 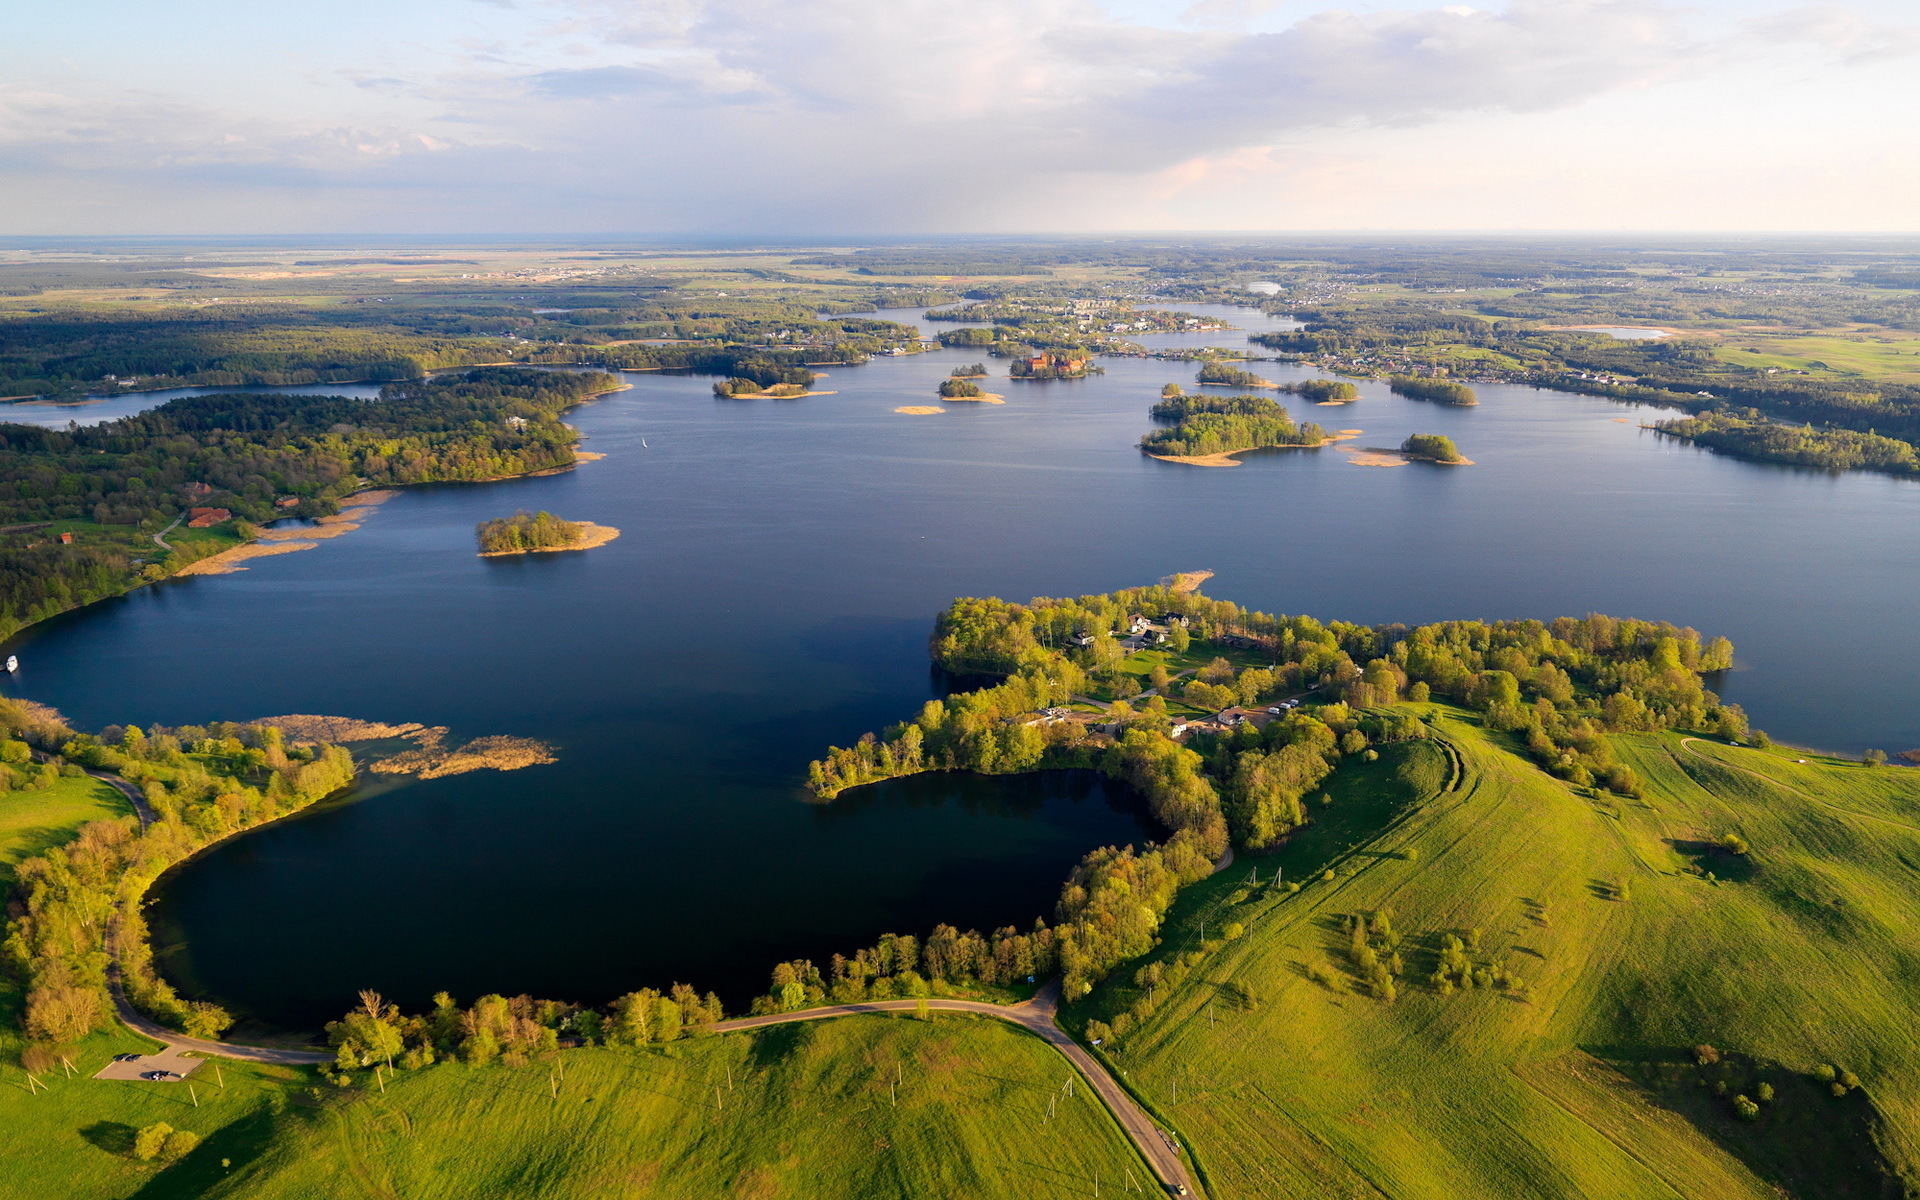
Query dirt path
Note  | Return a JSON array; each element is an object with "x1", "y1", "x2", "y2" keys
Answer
[
  {"x1": 711, "y1": 982, "x2": 1197, "y2": 1195},
  {"x1": 1677, "y1": 738, "x2": 1920, "y2": 835}
]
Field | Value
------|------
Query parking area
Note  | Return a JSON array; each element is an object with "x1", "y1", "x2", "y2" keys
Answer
[{"x1": 92, "y1": 1046, "x2": 207, "y2": 1083}]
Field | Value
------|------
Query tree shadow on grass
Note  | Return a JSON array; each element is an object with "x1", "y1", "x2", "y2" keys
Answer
[
  {"x1": 1580, "y1": 1046, "x2": 1902, "y2": 1200},
  {"x1": 80, "y1": 1121, "x2": 136, "y2": 1156},
  {"x1": 1665, "y1": 839, "x2": 1757, "y2": 882}
]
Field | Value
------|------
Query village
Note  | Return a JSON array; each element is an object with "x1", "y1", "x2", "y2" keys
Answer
[{"x1": 1016, "y1": 611, "x2": 1312, "y2": 742}]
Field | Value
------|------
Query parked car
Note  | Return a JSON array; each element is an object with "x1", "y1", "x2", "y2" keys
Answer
[
  {"x1": 139, "y1": 1070, "x2": 180, "y2": 1082},
  {"x1": 111, "y1": 1053, "x2": 143, "y2": 1063}
]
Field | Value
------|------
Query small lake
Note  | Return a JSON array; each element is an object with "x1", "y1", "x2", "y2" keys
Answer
[{"x1": 6, "y1": 303, "x2": 1918, "y2": 1030}]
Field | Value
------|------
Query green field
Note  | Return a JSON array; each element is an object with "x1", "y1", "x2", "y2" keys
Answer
[
  {"x1": 1077, "y1": 714, "x2": 1920, "y2": 1198},
  {"x1": 1715, "y1": 333, "x2": 1920, "y2": 384}
]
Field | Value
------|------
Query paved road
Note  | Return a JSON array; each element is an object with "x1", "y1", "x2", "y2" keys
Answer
[
  {"x1": 152, "y1": 512, "x2": 184, "y2": 552},
  {"x1": 86, "y1": 763, "x2": 331, "y2": 1065},
  {"x1": 85, "y1": 768, "x2": 155, "y2": 828},
  {"x1": 711, "y1": 982, "x2": 1195, "y2": 1196}
]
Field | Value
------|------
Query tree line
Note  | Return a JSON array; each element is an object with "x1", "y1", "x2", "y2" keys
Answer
[
  {"x1": 1653, "y1": 410, "x2": 1919, "y2": 476},
  {"x1": 1389, "y1": 377, "x2": 1478, "y2": 405}
]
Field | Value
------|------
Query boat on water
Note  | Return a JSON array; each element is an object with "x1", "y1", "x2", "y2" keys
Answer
[{"x1": 4, "y1": 655, "x2": 16, "y2": 673}]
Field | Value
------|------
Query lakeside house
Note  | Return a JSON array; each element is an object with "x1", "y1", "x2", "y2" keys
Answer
[{"x1": 186, "y1": 507, "x2": 232, "y2": 528}]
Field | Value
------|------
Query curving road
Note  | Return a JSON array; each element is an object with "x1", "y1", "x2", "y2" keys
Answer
[{"x1": 711, "y1": 982, "x2": 1195, "y2": 1196}]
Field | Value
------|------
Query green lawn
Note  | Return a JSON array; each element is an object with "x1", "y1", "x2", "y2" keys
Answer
[
  {"x1": 0, "y1": 773, "x2": 129, "y2": 886},
  {"x1": 1074, "y1": 713, "x2": 1920, "y2": 1198}
]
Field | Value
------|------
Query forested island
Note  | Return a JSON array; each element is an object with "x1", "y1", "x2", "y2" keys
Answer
[
  {"x1": 1287, "y1": 379, "x2": 1358, "y2": 402},
  {"x1": 0, "y1": 367, "x2": 618, "y2": 642},
  {"x1": 938, "y1": 378, "x2": 984, "y2": 398},
  {"x1": 475, "y1": 510, "x2": 620, "y2": 556},
  {"x1": 1141, "y1": 390, "x2": 1330, "y2": 463},
  {"x1": 1196, "y1": 362, "x2": 1273, "y2": 389},
  {"x1": 1401, "y1": 433, "x2": 1468, "y2": 463},
  {"x1": 1389, "y1": 377, "x2": 1478, "y2": 405}
]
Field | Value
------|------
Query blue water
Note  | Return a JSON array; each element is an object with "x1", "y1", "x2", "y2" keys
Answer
[{"x1": 5, "y1": 303, "x2": 1916, "y2": 1029}]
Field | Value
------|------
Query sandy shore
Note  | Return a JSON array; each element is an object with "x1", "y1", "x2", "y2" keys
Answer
[
  {"x1": 1166, "y1": 569, "x2": 1214, "y2": 594},
  {"x1": 1148, "y1": 429, "x2": 1360, "y2": 468},
  {"x1": 942, "y1": 393, "x2": 1005, "y2": 404},
  {"x1": 895, "y1": 406, "x2": 944, "y2": 415},
  {"x1": 477, "y1": 521, "x2": 620, "y2": 557},
  {"x1": 575, "y1": 451, "x2": 606, "y2": 461},
  {"x1": 1341, "y1": 445, "x2": 1475, "y2": 468}
]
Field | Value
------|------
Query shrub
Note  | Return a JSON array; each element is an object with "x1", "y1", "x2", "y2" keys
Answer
[
  {"x1": 1734, "y1": 1095, "x2": 1760, "y2": 1121},
  {"x1": 1864, "y1": 749, "x2": 1887, "y2": 767},
  {"x1": 133, "y1": 1124, "x2": 173, "y2": 1162},
  {"x1": 1756, "y1": 1081, "x2": 1774, "y2": 1102},
  {"x1": 1694, "y1": 1044, "x2": 1721, "y2": 1066},
  {"x1": 160, "y1": 1129, "x2": 201, "y2": 1162}
]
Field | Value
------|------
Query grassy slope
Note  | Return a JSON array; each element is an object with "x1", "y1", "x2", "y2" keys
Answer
[
  {"x1": 201, "y1": 1016, "x2": 1147, "y2": 1200},
  {"x1": 1084, "y1": 714, "x2": 1920, "y2": 1199},
  {"x1": 0, "y1": 773, "x2": 128, "y2": 887}
]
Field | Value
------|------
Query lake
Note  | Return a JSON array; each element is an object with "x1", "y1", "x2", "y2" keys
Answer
[{"x1": 6, "y1": 303, "x2": 1918, "y2": 1031}]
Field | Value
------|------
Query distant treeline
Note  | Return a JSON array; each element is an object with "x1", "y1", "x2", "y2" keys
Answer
[
  {"x1": 0, "y1": 367, "x2": 615, "y2": 640},
  {"x1": 1141, "y1": 393, "x2": 1326, "y2": 457},
  {"x1": 1196, "y1": 363, "x2": 1269, "y2": 388}
]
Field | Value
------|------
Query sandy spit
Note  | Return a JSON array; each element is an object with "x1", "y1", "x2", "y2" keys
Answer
[
  {"x1": 478, "y1": 521, "x2": 620, "y2": 557},
  {"x1": 942, "y1": 393, "x2": 1006, "y2": 404},
  {"x1": 172, "y1": 541, "x2": 320, "y2": 575},
  {"x1": 895, "y1": 406, "x2": 944, "y2": 415},
  {"x1": 1165, "y1": 570, "x2": 1214, "y2": 594}
]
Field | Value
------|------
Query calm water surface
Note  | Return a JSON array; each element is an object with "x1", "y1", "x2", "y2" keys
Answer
[{"x1": 7, "y1": 304, "x2": 1917, "y2": 1029}]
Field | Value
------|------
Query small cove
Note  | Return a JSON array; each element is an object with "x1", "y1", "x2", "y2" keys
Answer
[{"x1": 5, "y1": 303, "x2": 1918, "y2": 1031}]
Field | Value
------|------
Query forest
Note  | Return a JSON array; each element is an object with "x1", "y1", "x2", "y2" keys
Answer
[
  {"x1": 1653, "y1": 410, "x2": 1920, "y2": 475},
  {"x1": 0, "y1": 367, "x2": 616, "y2": 641},
  {"x1": 1140, "y1": 393, "x2": 1326, "y2": 458}
]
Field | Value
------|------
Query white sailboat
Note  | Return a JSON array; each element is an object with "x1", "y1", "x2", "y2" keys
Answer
[{"x1": 4, "y1": 655, "x2": 16, "y2": 673}]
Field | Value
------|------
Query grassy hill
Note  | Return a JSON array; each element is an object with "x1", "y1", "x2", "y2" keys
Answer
[
  {"x1": 197, "y1": 1015, "x2": 1144, "y2": 1200},
  {"x1": 1072, "y1": 712, "x2": 1920, "y2": 1199}
]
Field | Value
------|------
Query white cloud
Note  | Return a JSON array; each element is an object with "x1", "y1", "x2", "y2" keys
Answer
[{"x1": 0, "y1": 0, "x2": 1912, "y2": 231}]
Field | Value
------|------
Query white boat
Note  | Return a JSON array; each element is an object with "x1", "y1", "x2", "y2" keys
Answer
[{"x1": 4, "y1": 655, "x2": 16, "y2": 673}]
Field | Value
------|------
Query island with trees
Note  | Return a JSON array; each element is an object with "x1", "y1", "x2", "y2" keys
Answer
[
  {"x1": 475, "y1": 510, "x2": 620, "y2": 556},
  {"x1": 1652, "y1": 409, "x2": 1919, "y2": 476},
  {"x1": 951, "y1": 363, "x2": 989, "y2": 379},
  {"x1": 1286, "y1": 379, "x2": 1358, "y2": 402},
  {"x1": 1141, "y1": 392, "x2": 1332, "y2": 465},
  {"x1": 1389, "y1": 376, "x2": 1479, "y2": 405},
  {"x1": 937, "y1": 378, "x2": 983, "y2": 398},
  {"x1": 1196, "y1": 362, "x2": 1274, "y2": 389},
  {"x1": 1400, "y1": 433, "x2": 1470, "y2": 464}
]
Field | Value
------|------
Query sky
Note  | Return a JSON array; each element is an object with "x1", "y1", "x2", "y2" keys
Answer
[{"x1": 3, "y1": 0, "x2": 1916, "y2": 235}]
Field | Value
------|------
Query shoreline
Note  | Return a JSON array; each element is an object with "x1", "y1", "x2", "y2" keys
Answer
[
  {"x1": 941, "y1": 392, "x2": 1006, "y2": 404},
  {"x1": 478, "y1": 521, "x2": 620, "y2": 557}
]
